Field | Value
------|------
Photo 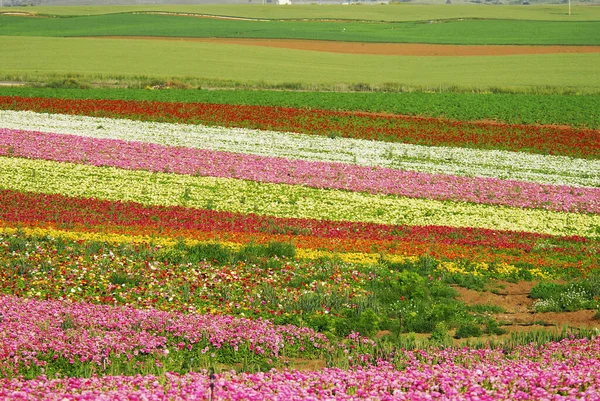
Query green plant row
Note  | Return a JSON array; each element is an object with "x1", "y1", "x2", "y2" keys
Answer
[
  {"x1": 3, "y1": 14, "x2": 600, "y2": 45},
  {"x1": 2, "y1": 87, "x2": 599, "y2": 128}
]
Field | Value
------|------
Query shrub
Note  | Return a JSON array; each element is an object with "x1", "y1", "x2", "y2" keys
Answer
[
  {"x1": 454, "y1": 322, "x2": 482, "y2": 339},
  {"x1": 531, "y1": 281, "x2": 596, "y2": 312},
  {"x1": 483, "y1": 319, "x2": 507, "y2": 336},
  {"x1": 354, "y1": 308, "x2": 380, "y2": 338},
  {"x1": 266, "y1": 241, "x2": 296, "y2": 259},
  {"x1": 530, "y1": 282, "x2": 565, "y2": 299},
  {"x1": 187, "y1": 243, "x2": 232, "y2": 266},
  {"x1": 430, "y1": 322, "x2": 452, "y2": 345},
  {"x1": 307, "y1": 314, "x2": 333, "y2": 333}
]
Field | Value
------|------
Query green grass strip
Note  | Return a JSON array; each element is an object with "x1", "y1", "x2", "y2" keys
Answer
[
  {"x1": 2, "y1": 14, "x2": 600, "y2": 45},
  {"x1": 5, "y1": 4, "x2": 600, "y2": 21},
  {"x1": 2, "y1": 87, "x2": 599, "y2": 128},
  {"x1": 1, "y1": 156, "x2": 598, "y2": 238},
  {"x1": 2, "y1": 37, "x2": 600, "y2": 92}
]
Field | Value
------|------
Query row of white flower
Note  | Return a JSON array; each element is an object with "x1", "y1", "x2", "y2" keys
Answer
[{"x1": 1, "y1": 110, "x2": 598, "y2": 188}]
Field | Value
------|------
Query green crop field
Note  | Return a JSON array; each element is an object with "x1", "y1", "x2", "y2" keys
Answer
[
  {"x1": 2, "y1": 13, "x2": 599, "y2": 45},
  {"x1": 1, "y1": 36, "x2": 599, "y2": 92},
  {"x1": 1, "y1": 4, "x2": 599, "y2": 92},
  {"x1": 2, "y1": 87, "x2": 599, "y2": 128},
  {"x1": 2, "y1": 4, "x2": 600, "y2": 21}
]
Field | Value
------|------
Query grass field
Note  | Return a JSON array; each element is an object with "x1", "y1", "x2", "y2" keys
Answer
[
  {"x1": 2, "y1": 14, "x2": 599, "y2": 45},
  {"x1": 2, "y1": 36, "x2": 599, "y2": 92},
  {"x1": 2, "y1": 4, "x2": 599, "y2": 21},
  {"x1": 2, "y1": 4, "x2": 599, "y2": 91}
]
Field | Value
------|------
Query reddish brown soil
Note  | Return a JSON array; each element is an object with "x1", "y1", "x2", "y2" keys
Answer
[
  {"x1": 96, "y1": 36, "x2": 600, "y2": 56},
  {"x1": 456, "y1": 280, "x2": 600, "y2": 331}
]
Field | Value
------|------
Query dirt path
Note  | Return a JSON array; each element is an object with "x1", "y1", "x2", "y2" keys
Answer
[{"x1": 95, "y1": 36, "x2": 600, "y2": 56}]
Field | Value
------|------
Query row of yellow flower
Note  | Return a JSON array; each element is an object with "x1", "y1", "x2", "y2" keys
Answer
[
  {"x1": 1, "y1": 156, "x2": 598, "y2": 238},
  {"x1": 0, "y1": 224, "x2": 547, "y2": 279}
]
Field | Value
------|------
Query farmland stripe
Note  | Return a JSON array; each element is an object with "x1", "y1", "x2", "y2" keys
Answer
[
  {"x1": 1, "y1": 96, "x2": 598, "y2": 159},
  {"x1": 3, "y1": 185, "x2": 597, "y2": 270},
  {"x1": 2, "y1": 128, "x2": 598, "y2": 213},
  {"x1": 1, "y1": 110, "x2": 597, "y2": 187},
  {"x1": 0, "y1": 156, "x2": 598, "y2": 238},
  {"x1": 0, "y1": 220, "x2": 587, "y2": 271},
  {"x1": 0, "y1": 225, "x2": 422, "y2": 267}
]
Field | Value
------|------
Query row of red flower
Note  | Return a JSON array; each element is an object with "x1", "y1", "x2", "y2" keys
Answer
[
  {"x1": 1, "y1": 190, "x2": 596, "y2": 271},
  {"x1": 1, "y1": 96, "x2": 598, "y2": 159}
]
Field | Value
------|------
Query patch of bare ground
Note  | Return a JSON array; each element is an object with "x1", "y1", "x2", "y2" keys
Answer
[
  {"x1": 456, "y1": 280, "x2": 600, "y2": 332},
  {"x1": 90, "y1": 36, "x2": 600, "y2": 57}
]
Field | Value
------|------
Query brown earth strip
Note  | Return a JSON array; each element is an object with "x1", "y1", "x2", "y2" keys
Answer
[
  {"x1": 94, "y1": 36, "x2": 600, "y2": 56},
  {"x1": 455, "y1": 281, "x2": 600, "y2": 330}
]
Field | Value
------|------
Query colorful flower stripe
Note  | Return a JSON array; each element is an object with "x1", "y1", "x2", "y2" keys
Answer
[
  {"x1": 1, "y1": 189, "x2": 587, "y2": 251},
  {"x1": 2, "y1": 338, "x2": 600, "y2": 400},
  {"x1": 2, "y1": 128, "x2": 599, "y2": 214},
  {"x1": 0, "y1": 222, "x2": 586, "y2": 272},
  {"x1": 0, "y1": 295, "x2": 333, "y2": 376},
  {"x1": 1, "y1": 156, "x2": 598, "y2": 238},
  {"x1": 0, "y1": 230, "x2": 387, "y2": 315},
  {"x1": 0, "y1": 225, "x2": 422, "y2": 268},
  {"x1": 2, "y1": 96, "x2": 599, "y2": 159},
  {"x1": 2, "y1": 110, "x2": 598, "y2": 188},
  {"x1": 0, "y1": 231, "x2": 546, "y2": 326},
  {"x1": 1, "y1": 190, "x2": 597, "y2": 271}
]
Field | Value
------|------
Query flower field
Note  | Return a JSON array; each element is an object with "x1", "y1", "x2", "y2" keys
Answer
[
  {"x1": 2, "y1": 335, "x2": 600, "y2": 400},
  {"x1": 1, "y1": 94, "x2": 599, "y2": 399}
]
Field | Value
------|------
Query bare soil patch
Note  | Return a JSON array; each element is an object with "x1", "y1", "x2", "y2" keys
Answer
[
  {"x1": 96, "y1": 36, "x2": 600, "y2": 56},
  {"x1": 456, "y1": 280, "x2": 600, "y2": 331}
]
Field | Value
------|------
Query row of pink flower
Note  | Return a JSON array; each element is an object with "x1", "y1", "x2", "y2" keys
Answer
[
  {"x1": 1, "y1": 128, "x2": 598, "y2": 214},
  {"x1": 0, "y1": 296, "x2": 332, "y2": 374},
  {"x1": 2, "y1": 337, "x2": 600, "y2": 400}
]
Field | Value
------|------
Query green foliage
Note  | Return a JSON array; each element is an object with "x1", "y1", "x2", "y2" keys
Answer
[
  {"x1": 333, "y1": 316, "x2": 354, "y2": 338},
  {"x1": 483, "y1": 318, "x2": 507, "y2": 336},
  {"x1": 3, "y1": 14, "x2": 600, "y2": 46},
  {"x1": 454, "y1": 322, "x2": 483, "y2": 339},
  {"x1": 307, "y1": 314, "x2": 333, "y2": 333},
  {"x1": 235, "y1": 241, "x2": 296, "y2": 265},
  {"x1": 429, "y1": 322, "x2": 452, "y2": 346},
  {"x1": 45, "y1": 78, "x2": 91, "y2": 89},
  {"x1": 60, "y1": 314, "x2": 75, "y2": 331},
  {"x1": 3, "y1": 87, "x2": 599, "y2": 128},
  {"x1": 531, "y1": 276, "x2": 600, "y2": 312},
  {"x1": 530, "y1": 281, "x2": 565, "y2": 299},
  {"x1": 500, "y1": 327, "x2": 599, "y2": 349},
  {"x1": 441, "y1": 272, "x2": 487, "y2": 291},
  {"x1": 158, "y1": 241, "x2": 296, "y2": 267},
  {"x1": 265, "y1": 241, "x2": 296, "y2": 259},
  {"x1": 109, "y1": 272, "x2": 141, "y2": 287},
  {"x1": 467, "y1": 304, "x2": 507, "y2": 314},
  {"x1": 354, "y1": 308, "x2": 380, "y2": 338},
  {"x1": 187, "y1": 243, "x2": 233, "y2": 266}
]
